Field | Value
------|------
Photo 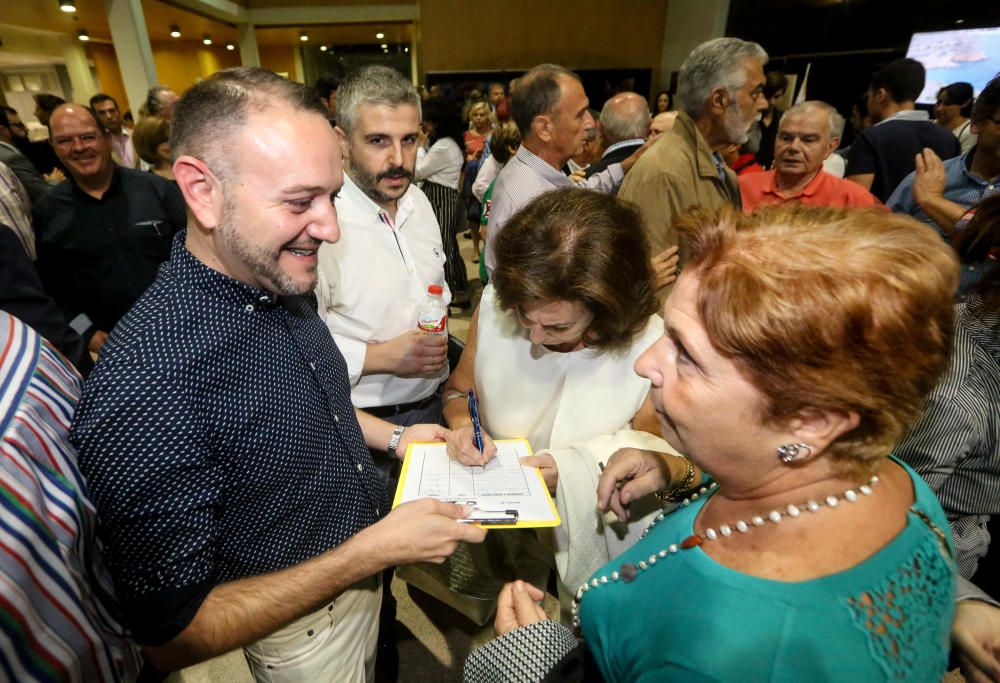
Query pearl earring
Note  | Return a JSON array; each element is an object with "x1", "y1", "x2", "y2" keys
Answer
[{"x1": 777, "y1": 442, "x2": 814, "y2": 464}]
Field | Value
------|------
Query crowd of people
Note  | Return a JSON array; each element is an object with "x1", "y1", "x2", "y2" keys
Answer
[{"x1": 0, "y1": 30, "x2": 998, "y2": 683}]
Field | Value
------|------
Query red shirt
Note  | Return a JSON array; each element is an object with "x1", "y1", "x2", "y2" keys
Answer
[{"x1": 739, "y1": 169, "x2": 885, "y2": 212}]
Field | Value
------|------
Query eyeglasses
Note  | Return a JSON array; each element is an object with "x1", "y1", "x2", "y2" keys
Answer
[{"x1": 52, "y1": 133, "x2": 101, "y2": 148}]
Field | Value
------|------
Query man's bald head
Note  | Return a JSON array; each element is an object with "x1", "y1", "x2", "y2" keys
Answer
[
  {"x1": 599, "y1": 92, "x2": 650, "y2": 145},
  {"x1": 649, "y1": 111, "x2": 678, "y2": 141},
  {"x1": 48, "y1": 104, "x2": 113, "y2": 184}
]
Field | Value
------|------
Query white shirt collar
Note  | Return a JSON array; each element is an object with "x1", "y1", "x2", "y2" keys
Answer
[
  {"x1": 603, "y1": 139, "x2": 645, "y2": 157},
  {"x1": 341, "y1": 172, "x2": 416, "y2": 228},
  {"x1": 877, "y1": 109, "x2": 930, "y2": 125}
]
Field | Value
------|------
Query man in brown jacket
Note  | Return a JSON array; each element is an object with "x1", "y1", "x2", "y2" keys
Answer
[{"x1": 621, "y1": 37, "x2": 768, "y2": 297}]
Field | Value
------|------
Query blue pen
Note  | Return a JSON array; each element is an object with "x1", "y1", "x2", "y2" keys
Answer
[{"x1": 467, "y1": 388, "x2": 484, "y2": 456}]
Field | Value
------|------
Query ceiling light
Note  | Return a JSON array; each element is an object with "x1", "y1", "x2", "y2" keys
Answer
[
  {"x1": 202, "y1": 34, "x2": 212, "y2": 45},
  {"x1": 376, "y1": 32, "x2": 385, "y2": 39},
  {"x1": 404, "y1": 47, "x2": 409, "y2": 53},
  {"x1": 380, "y1": 43, "x2": 388, "y2": 49},
  {"x1": 77, "y1": 28, "x2": 90, "y2": 41},
  {"x1": 60, "y1": 0, "x2": 77, "y2": 12},
  {"x1": 300, "y1": 31, "x2": 309, "y2": 42},
  {"x1": 226, "y1": 42, "x2": 235, "y2": 51},
  {"x1": 170, "y1": 25, "x2": 181, "y2": 38},
  {"x1": 320, "y1": 45, "x2": 327, "y2": 52},
  {"x1": 955, "y1": 18, "x2": 965, "y2": 24}
]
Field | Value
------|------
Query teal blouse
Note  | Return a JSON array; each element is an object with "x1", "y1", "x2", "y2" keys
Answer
[{"x1": 578, "y1": 459, "x2": 956, "y2": 682}]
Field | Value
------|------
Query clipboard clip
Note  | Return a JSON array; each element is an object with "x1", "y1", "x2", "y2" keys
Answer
[{"x1": 459, "y1": 508, "x2": 519, "y2": 525}]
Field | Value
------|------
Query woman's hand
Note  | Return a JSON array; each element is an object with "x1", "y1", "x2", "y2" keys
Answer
[
  {"x1": 396, "y1": 423, "x2": 449, "y2": 459},
  {"x1": 597, "y1": 447, "x2": 674, "y2": 521},
  {"x1": 445, "y1": 424, "x2": 497, "y2": 466},
  {"x1": 953, "y1": 599, "x2": 1000, "y2": 683},
  {"x1": 651, "y1": 245, "x2": 680, "y2": 291},
  {"x1": 520, "y1": 454, "x2": 558, "y2": 493},
  {"x1": 494, "y1": 580, "x2": 548, "y2": 637}
]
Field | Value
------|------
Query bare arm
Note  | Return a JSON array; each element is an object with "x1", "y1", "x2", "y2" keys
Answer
[
  {"x1": 362, "y1": 331, "x2": 448, "y2": 377},
  {"x1": 142, "y1": 498, "x2": 485, "y2": 671},
  {"x1": 354, "y1": 408, "x2": 449, "y2": 457},
  {"x1": 441, "y1": 306, "x2": 497, "y2": 465}
]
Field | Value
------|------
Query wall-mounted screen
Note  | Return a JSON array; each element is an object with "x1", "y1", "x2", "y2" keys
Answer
[{"x1": 906, "y1": 27, "x2": 1000, "y2": 104}]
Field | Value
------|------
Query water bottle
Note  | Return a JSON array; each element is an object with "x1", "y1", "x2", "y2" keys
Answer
[{"x1": 416, "y1": 284, "x2": 447, "y2": 335}]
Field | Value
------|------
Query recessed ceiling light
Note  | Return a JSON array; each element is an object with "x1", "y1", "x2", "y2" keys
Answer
[
  {"x1": 320, "y1": 45, "x2": 328, "y2": 52},
  {"x1": 300, "y1": 31, "x2": 309, "y2": 42},
  {"x1": 226, "y1": 42, "x2": 235, "y2": 51},
  {"x1": 203, "y1": 34, "x2": 212, "y2": 45},
  {"x1": 77, "y1": 28, "x2": 90, "y2": 41},
  {"x1": 59, "y1": 0, "x2": 77, "y2": 12},
  {"x1": 404, "y1": 47, "x2": 409, "y2": 53},
  {"x1": 169, "y1": 25, "x2": 181, "y2": 38},
  {"x1": 955, "y1": 18, "x2": 965, "y2": 24},
  {"x1": 376, "y1": 32, "x2": 385, "y2": 39},
  {"x1": 380, "y1": 43, "x2": 388, "y2": 49}
]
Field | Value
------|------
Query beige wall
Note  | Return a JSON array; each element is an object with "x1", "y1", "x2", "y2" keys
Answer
[
  {"x1": 87, "y1": 44, "x2": 128, "y2": 112},
  {"x1": 418, "y1": 0, "x2": 669, "y2": 91},
  {"x1": 152, "y1": 43, "x2": 241, "y2": 94},
  {"x1": 259, "y1": 46, "x2": 298, "y2": 81}
]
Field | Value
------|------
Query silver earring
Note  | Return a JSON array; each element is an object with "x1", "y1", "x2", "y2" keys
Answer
[{"x1": 777, "y1": 443, "x2": 814, "y2": 464}]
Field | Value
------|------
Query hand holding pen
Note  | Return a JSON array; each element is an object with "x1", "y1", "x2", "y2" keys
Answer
[{"x1": 443, "y1": 388, "x2": 497, "y2": 466}]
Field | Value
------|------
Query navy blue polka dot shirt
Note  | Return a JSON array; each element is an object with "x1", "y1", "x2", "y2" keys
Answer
[{"x1": 72, "y1": 233, "x2": 384, "y2": 644}]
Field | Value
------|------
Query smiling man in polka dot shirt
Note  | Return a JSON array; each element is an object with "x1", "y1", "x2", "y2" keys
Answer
[{"x1": 70, "y1": 67, "x2": 486, "y2": 681}]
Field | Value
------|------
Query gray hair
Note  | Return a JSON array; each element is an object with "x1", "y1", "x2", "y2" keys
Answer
[
  {"x1": 678, "y1": 38, "x2": 768, "y2": 118},
  {"x1": 781, "y1": 100, "x2": 846, "y2": 139},
  {"x1": 170, "y1": 67, "x2": 326, "y2": 181},
  {"x1": 511, "y1": 64, "x2": 579, "y2": 136},
  {"x1": 337, "y1": 65, "x2": 420, "y2": 136},
  {"x1": 599, "y1": 93, "x2": 650, "y2": 144}
]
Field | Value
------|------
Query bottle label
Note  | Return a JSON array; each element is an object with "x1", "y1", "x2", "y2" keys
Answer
[{"x1": 417, "y1": 314, "x2": 447, "y2": 334}]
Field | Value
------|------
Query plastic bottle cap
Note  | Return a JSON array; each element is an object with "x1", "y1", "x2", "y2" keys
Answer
[{"x1": 427, "y1": 284, "x2": 443, "y2": 295}]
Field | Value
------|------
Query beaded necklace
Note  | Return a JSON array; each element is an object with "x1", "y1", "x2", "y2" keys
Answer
[{"x1": 571, "y1": 475, "x2": 880, "y2": 628}]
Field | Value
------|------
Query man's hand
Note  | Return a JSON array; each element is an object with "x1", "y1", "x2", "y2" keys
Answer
[
  {"x1": 569, "y1": 168, "x2": 587, "y2": 184},
  {"x1": 88, "y1": 330, "x2": 109, "y2": 355},
  {"x1": 45, "y1": 168, "x2": 66, "y2": 184},
  {"x1": 396, "y1": 423, "x2": 449, "y2": 458},
  {"x1": 519, "y1": 454, "x2": 558, "y2": 493},
  {"x1": 651, "y1": 245, "x2": 680, "y2": 291},
  {"x1": 371, "y1": 330, "x2": 448, "y2": 376},
  {"x1": 597, "y1": 447, "x2": 674, "y2": 521},
  {"x1": 953, "y1": 600, "x2": 1000, "y2": 683},
  {"x1": 445, "y1": 424, "x2": 498, "y2": 466},
  {"x1": 494, "y1": 580, "x2": 547, "y2": 637},
  {"x1": 363, "y1": 498, "x2": 487, "y2": 567},
  {"x1": 912, "y1": 148, "x2": 947, "y2": 208},
  {"x1": 621, "y1": 139, "x2": 653, "y2": 173}
]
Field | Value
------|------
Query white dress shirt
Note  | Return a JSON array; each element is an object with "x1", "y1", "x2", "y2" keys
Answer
[
  {"x1": 415, "y1": 138, "x2": 463, "y2": 189},
  {"x1": 316, "y1": 173, "x2": 451, "y2": 409}
]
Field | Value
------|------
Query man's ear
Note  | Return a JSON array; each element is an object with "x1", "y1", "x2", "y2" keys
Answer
[
  {"x1": 173, "y1": 155, "x2": 224, "y2": 230},
  {"x1": 825, "y1": 136, "x2": 841, "y2": 160},
  {"x1": 533, "y1": 114, "x2": 553, "y2": 143},
  {"x1": 335, "y1": 126, "x2": 350, "y2": 165},
  {"x1": 709, "y1": 88, "x2": 729, "y2": 117}
]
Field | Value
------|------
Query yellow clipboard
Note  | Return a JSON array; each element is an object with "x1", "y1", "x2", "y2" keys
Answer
[{"x1": 391, "y1": 438, "x2": 561, "y2": 529}]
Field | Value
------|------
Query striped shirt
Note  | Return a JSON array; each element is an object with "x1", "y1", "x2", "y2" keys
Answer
[
  {"x1": 0, "y1": 312, "x2": 141, "y2": 682},
  {"x1": 895, "y1": 293, "x2": 1000, "y2": 578},
  {"x1": 0, "y1": 161, "x2": 34, "y2": 260}
]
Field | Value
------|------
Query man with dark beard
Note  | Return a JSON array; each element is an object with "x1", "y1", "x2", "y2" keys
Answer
[
  {"x1": 70, "y1": 68, "x2": 484, "y2": 680},
  {"x1": 315, "y1": 67, "x2": 452, "y2": 678}
]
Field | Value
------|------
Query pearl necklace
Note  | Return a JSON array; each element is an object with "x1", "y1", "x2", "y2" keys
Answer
[{"x1": 571, "y1": 475, "x2": 880, "y2": 628}]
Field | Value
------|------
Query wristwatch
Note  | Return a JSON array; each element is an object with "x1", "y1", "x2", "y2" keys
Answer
[{"x1": 387, "y1": 425, "x2": 407, "y2": 460}]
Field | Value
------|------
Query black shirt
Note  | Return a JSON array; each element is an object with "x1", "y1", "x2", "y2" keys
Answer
[
  {"x1": 846, "y1": 117, "x2": 961, "y2": 202},
  {"x1": 71, "y1": 234, "x2": 384, "y2": 644},
  {"x1": 32, "y1": 165, "x2": 186, "y2": 340}
]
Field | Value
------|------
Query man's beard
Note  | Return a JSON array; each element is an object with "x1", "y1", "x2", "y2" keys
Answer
[
  {"x1": 350, "y1": 162, "x2": 413, "y2": 205},
  {"x1": 216, "y1": 194, "x2": 318, "y2": 296},
  {"x1": 723, "y1": 103, "x2": 757, "y2": 146}
]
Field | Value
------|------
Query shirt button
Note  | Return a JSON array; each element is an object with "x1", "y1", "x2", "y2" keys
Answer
[
  {"x1": 334, "y1": 414, "x2": 339, "y2": 423},
  {"x1": 376, "y1": 508, "x2": 381, "y2": 516},
  {"x1": 244, "y1": 304, "x2": 254, "y2": 312},
  {"x1": 310, "y1": 361, "x2": 316, "y2": 370},
  {"x1": 357, "y1": 462, "x2": 364, "y2": 472}
]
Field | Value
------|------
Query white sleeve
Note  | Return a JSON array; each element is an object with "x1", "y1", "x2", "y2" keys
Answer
[
  {"x1": 415, "y1": 141, "x2": 454, "y2": 182},
  {"x1": 472, "y1": 156, "x2": 500, "y2": 202}
]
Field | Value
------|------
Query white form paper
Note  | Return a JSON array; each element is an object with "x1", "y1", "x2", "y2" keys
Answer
[{"x1": 393, "y1": 439, "x2": 560, "y2": 528}]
